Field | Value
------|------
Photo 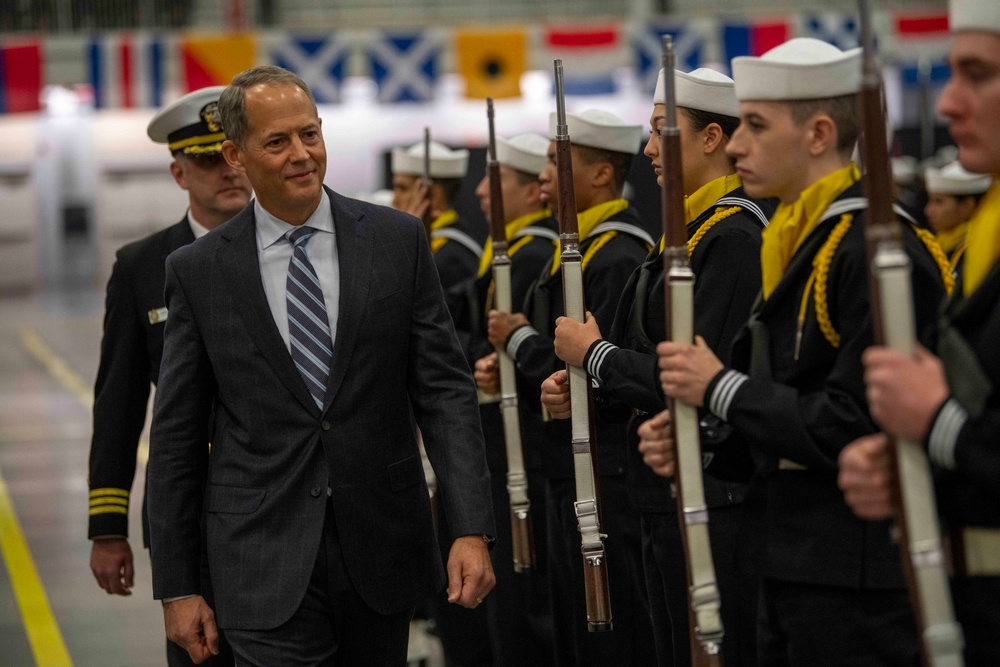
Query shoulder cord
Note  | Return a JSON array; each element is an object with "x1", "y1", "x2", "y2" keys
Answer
[
  {"x1": 907, "y1": 223, "x2": 956, "y2": 295},
  {"x1": 687, "y1": 206, "x2": 743, "y2": 258}
]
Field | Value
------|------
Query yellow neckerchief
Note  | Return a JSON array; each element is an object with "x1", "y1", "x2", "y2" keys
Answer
[
  {"x1": 961, "y1": 182, "x2": 1000, "y2": 296},
  {"x1": 936, "y1": 222, "x2": 969, "y2": 258},
  {"x1": 761, "y1": 163, "x2": 860, "y2": 299},
  {"x1": 657, "y1": 173, "x2": 743, "y2": 254},
  {"x1": 550, "y1": 198, "x2": 629, "y2": 275},
  {"x1": 429, "y1": 209, "x2": 459, "y2": 253},
  {"x1": 477, "y1": 208, "x2": 552, "y2": 278}
]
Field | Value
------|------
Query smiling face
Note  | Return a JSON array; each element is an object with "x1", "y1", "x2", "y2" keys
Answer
[
  {"x1": 170, "y1": 152, "x2": 252, "y2": 229},
  {"x1": 726, "y1": 100, "x2": 814, "y2": 203},
  {"x1": 222, "y1": 82, "x2": 325, "y2": 225},
  {"x1": 938, "y1": 31, "x2": 1000, "y2": 175}
]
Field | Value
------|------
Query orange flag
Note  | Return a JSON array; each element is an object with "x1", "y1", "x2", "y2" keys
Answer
[
  {"x1": 181, "y1": 33, "x2": 256, "y2": 91},
  {"x1": 455, "y1": 28, "x2": 526, "y2": 100}
]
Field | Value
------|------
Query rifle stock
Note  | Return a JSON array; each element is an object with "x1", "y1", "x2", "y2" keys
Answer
[
  {"x1": 487, "y1": 98, "x2": 536, "y2": 572},
  {"x1": 421, "y1": 126, "x2": 434, "y2": 241},
  {"x1": 658, "y1": 38, "x2": 724, "y2": 666},
  {"x1": 554, "y1": 59, "x2": 613, "y2": 632},
  {"x1": 857, "y1": 3, "x2": 963, "y2": 666}
]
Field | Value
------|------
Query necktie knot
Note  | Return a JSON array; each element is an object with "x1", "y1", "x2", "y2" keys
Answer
[{"x1": 287, "y1": 226, "x2": 317, "y2": 247}]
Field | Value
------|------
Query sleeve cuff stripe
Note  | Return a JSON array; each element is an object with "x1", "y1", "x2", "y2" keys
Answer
[
  {"x1": 89, "y1": 506, "x2": 129, "y2": 516},
  {"x1": 928, "y1": 398, "x2": 966, "y2": 470},
  {"x1": 506, "y1": 326, "x2": 538, "y2": 360},
  {"x1": 710, "y1": 370, "x2": 748, "y2": 421},
  {"x1": 89, "y1": 497, "x2": 128, "y2": 507},
  {"x1": 586, "y1": 341, "x2": 617, "y2": 382},
  {"x1": 89, "y1": 488, "x2": 129, "y2": 498}
]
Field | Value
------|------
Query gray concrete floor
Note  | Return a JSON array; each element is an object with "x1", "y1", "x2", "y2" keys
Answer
[{"x1": 0, "y1": 287, "x2": 444, "y2": 666}]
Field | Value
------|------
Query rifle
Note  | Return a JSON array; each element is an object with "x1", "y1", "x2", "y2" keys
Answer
[
  {"x1": 658, "y1": 38, "x2": 725, "y2": 667},
  {"x1": 487, "y1": 98, "x2": 536, "y2": 573},
  {"x1": 553, "y1": 59, "x2": 613, "y2": 632},
  {"x1": 422, "y1": 126, "x2": 434, "y2": 241},
  {"x1": 857, "y1": 3, "x2": 964, "y2": 666}
]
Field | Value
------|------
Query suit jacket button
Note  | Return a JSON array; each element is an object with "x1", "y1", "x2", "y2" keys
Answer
[
  {"x1": 310, "y1": 487, "x2": 322, "y2": 497},
  {"x1": 321, "y1": 421, "x2": 331, "y2": 431}
]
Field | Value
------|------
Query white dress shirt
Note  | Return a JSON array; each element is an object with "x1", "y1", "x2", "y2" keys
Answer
[
  {"x1": 254, "y1": 190, "x2": 340, "y2": 354},
  {"x1": 187, "y1": 211, "x2": 211, "y2": 239}
]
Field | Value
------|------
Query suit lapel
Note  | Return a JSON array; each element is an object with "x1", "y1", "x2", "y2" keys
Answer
[
  {"x1": 217, "y1": 206, "x2": 319, "y2": 415},
  {"x1": 323, "y1": 189, "x2": 373, "y2": 414}
]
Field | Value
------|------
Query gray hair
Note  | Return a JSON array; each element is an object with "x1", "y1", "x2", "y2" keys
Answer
[{"x1": 218, "y1": 66, "x2": 316, "y2": 149}]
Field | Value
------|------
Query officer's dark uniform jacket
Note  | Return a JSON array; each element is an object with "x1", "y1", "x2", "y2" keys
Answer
[
  {"x1": 431, "y1": 209, "x2": 489, "y2": 292},
  {"x1": 583, "y1": 185, "x2": 774, "y2": 512},
  {"x1": 506, "y1": 204, "x2": 654, "y2": 479},
  {"x1": 700, "y1": 181, "x2": 951, "y2": 589},
  {"x1": 88, "y1": 218, "x2": 197, "y2": 545}
]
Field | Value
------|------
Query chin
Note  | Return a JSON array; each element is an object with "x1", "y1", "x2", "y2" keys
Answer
[{"x1": 957, "y1": 147, "x2": 999, "y2": 177}]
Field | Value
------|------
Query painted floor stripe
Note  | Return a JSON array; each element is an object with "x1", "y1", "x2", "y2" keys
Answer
[{"x1": 0, "y1": 463, "x2": 73, "y2": 666}]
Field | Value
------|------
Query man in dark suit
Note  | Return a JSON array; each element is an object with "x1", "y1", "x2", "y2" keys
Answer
[
  {"x1": 87, "y1": 86, "x2": 251, "y2": 666},
  {"x1": 147, "y1": 65, "x2": 496, "y2": 665}
]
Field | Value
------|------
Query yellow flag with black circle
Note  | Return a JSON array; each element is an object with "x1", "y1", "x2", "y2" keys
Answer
[{"x1": 455, "y1": 28, "x2": 526, "y2": 99}]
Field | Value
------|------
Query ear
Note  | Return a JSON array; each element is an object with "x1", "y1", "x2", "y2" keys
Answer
[
  {"x1": 958, "y1": 196, "x2": 978, "y2": 219},
  {"x1": 221, "y1": 140, "x2": 246, "y2": 174},
  {"x1": 807, "y1": 113, "x2": 838, "y2": 157},
  {"x1": 169, "y1": 161, "x2": 188, "y2": 190},
  {"x1": 591, "y1": 161, "x2": 614, "y2": 189},
  {"x1": 702, "y1": 123, "x2": 725, "y2": 156},
  {"x1": 522, "y1": 179, "x2": 542, "y2": 207}
]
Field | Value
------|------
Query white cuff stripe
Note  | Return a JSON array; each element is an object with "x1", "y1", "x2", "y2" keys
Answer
[
  {"x1": 709, "y1": 370, "x2": 749, "y2": 421},
  {"x1": 928, "y1": 398, "x2": 966, "y2": 471},
  {"x1": 506, "y1": 326, "x2": 538, "y2": 360},
  {"x1": 586, "y1": 341, "x2": 617, "y2": 383}
]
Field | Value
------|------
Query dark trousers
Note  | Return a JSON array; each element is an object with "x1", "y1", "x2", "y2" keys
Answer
[
  {"x1": 485, "y1": 466, "x2": 555, "y2": 667},
  {"x1": 952, "y1": 575, "x2": 1000, "y2": 666},
  {"x1": 641, "y1": 506, "x2": 758, "y2": 667},
  {"x1": 225, "y1": 502, "x2": 412, "y2": 667},
  {"x1": 757, "y1": 579, "x2": 919, "y2": 667},
  {"x1": 546, "y1": 475, "x2": 657, "y2": 667}
]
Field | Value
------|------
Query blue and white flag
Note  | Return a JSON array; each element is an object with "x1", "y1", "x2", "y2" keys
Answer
[
  {"x1": 797, "y1": 12, "x2": 860, "y2": 50},
  {"x1": 88, "y1": 33, "x2": 167, "y2": 109},
  {"x1": 270, "y1": 34, "x2": 349, "y2": 104},
  {"x1": 633, "y1": 20, "x2": 711, "y2": 94},
  {"x1": 365, "y1": 31, "x2": 442, "y2": 104}
]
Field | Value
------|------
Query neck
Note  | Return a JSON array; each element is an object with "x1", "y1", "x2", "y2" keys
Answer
[
  {"x1": 689, "y1": 161, "x2": 735, "y2": 196},
  {"x1": 259, "y1": 193, "x2": 322, "y2": 226},
  {"x1": 578, "y1": 190, "x2": 619, "y2": 213},
  {"x1": 189, "y1": 203, "x2": 233, "y2": 230},
  {"x1": 781, "y1": 154, "x2": 851, "y2": 205}
]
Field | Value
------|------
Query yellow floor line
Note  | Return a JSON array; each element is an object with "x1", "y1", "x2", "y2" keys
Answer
[
  {"x1": 19, "y1": 329, "x2": 149, "y2": 465},
  {"x1": 0, "y1": 463, "x2": 73, "y2": 666}
]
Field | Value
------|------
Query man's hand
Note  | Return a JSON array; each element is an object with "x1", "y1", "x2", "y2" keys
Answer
[
  {"x1": 163, "y1": 595, "x2": 219, "y2": 664},
  {"x1": 446, "y1": 535, "x2": 496, "y2": 609},
  {"x1": 864, "y1": 345, "x2": 949, "y2": 441},
  {"x1": 474, "y1": 353, "x2": 500, "y2": 394},
  {"x1": 554, "y1": 312, "x2": 602, "y2": 367},
  {"x1": 404, "y1": 180, "x2": 431, "y2": 221},
  {"x1": 90, "y1": 537, "x2": 135, "y2": 596},
  {"x1": 487, "y1": 310, "x2": 529, "y2": 351},
  {"x1": 657, "y1": 336, "x2": 723, "y2": 407},
  {"x1": 540, "y1": 370, "x2": 571, "y2": 419},
  {"x1": 637, "y1": 410, "x2": 675, "y2": 477},
  {"x1": 838, "y1": 433, "x2": 895, "y2": 521}
]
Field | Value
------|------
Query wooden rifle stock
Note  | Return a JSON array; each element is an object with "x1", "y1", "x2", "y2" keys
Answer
[
  {"x1": 553, "y1": 59, "x2": 613, "y2": 632},
  {"x1": 857, "y1": 3, "x2": 963, "y2": 666},
  {"x1": 421, "y1": 127, "x2": 434, "y2": 241},
  {"x1": 658, "y1": 39, "x2": 724, "y2": 667},
  {"x1": 487, "y1": 98, "x2": 536, "y2": 572}
]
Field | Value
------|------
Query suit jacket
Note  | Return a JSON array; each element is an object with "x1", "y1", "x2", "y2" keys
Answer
[
  {"x1": 147, "y1": 187, "x2": 494, "y2": 630},
  {"x1": 88, "y1": 218, "x2": 195, "y2": 545}
]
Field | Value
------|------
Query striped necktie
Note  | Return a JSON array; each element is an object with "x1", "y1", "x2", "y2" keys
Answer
[{"x1": 286, "y1": 226, "x2": 332, "y2": 409}]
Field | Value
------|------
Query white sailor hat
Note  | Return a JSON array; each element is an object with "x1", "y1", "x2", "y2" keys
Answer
[
  {"x1": 891, "y1": 156, "x2": 919, "y2": 186},
  {"x1": 496, "y1": 133, "x2": 549, "y2": 176},
  {"x1": 391, "y1": 141, "x2": 469, "y2": 179},
  {"x1": 732, "y1": 38, "x2": 862, "y2": 102},
  {"x1": 653, "y1": 68, "x2": 740, "y2": 118},
  {"x1": 951, "y1": 0, "x2": 1000, "y2": 33},
  {"x1": 925, "y1": 161, "x2": 993, "y2": 195},
  {"x1": 147, "y1": 86, "x2": 228, "y2": 156},
  {"x1": 548, "y1": 109, "x2": 642, "y2": 155}
]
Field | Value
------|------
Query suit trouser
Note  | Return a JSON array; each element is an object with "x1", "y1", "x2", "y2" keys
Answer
[
  {"x1": 225, "y1": 499, "x2": 412, "y2": 667},
  {"x1": 757, "y1": 579, "x2": 918, "y2": 667},
  {"x1": 641, "y1": 506, "x2": 759, "y2": 667},
  {"x1": 545, "y1": 475, "x2": 657, "y2": 667},
  {"x1": 952, "y1": 575, "x2": 1000, "y2": 666}
]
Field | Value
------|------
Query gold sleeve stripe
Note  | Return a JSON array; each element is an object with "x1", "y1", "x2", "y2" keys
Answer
[
  {"x1": 89, "y1": 506, "x2": 128, "y2": 516},
  {"x1": 89, "y1": 497, "x2": 128, "y2": 508},
  {"x1": 89, "y1": 488, "x2": 129, "y2": 498}
]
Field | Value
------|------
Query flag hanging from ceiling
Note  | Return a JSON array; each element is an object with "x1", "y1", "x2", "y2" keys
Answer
[
  {"x1": 891, "y1": 12, "x2": 951, "y2": 87},
  {"x1": 181, "y1": 33, "x2": 255, "y2": 92},
  {"x1": 455, "y1": 27, "x2": 526, "y2": 100},
  {"x1": 722, "y1": 18, "x2": 790, "y2": 62},
  {"x1": 633, "y1": 20, "x2": 711, "y2": 94},
  {"x1": 797, "y1": 12, "x2": 860, "y2": 50},
  {"x1": 270, "y1": 33, "x2": 349, "y2": 104},
  {"x1": 0, "y1": 40, "x2": 43, "y2": 113},
  {"x1": 543, "y1": 25, "x2": 623, "y2": 96},
  {"x1": 365, "y1": 31, "x2": 442, "y2": 103},
  {"x1": 87, "y1": 33, "x2": 166, "y2": 109}
]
